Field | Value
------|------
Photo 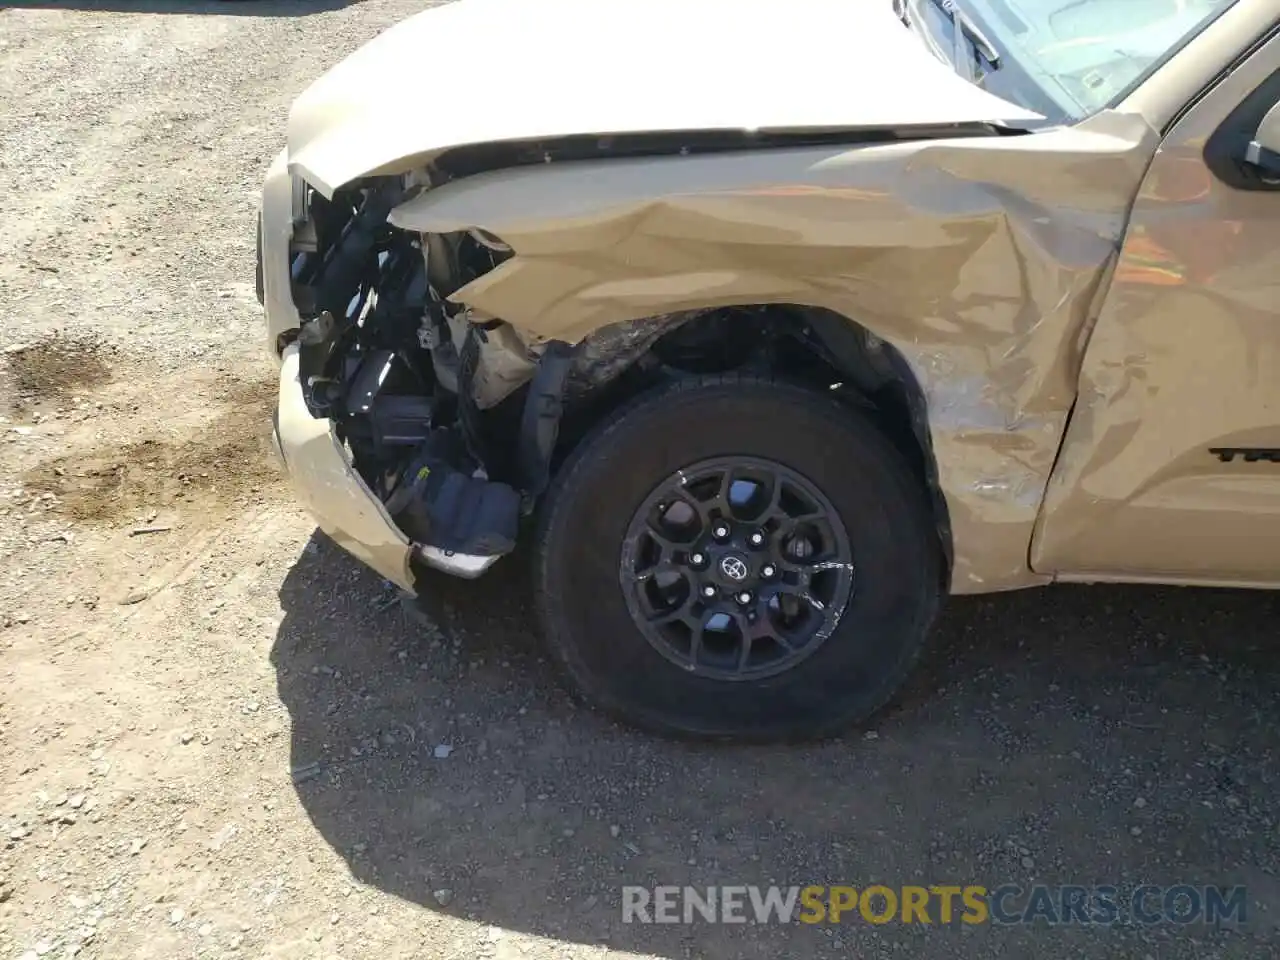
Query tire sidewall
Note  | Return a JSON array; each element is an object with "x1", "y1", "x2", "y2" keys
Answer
[{"x1": 536, "y1": 376, "x2": 941, "y2": 740}]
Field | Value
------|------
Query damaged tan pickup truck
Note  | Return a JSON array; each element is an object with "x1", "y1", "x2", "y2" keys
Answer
[{"x1": 259, "y1": 0, "x2": 1280, "y2": 739}]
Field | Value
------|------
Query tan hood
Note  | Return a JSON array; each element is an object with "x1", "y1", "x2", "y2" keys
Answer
[{"x1": 287, "y1": 0, "x2": 1043, "y2": 196}]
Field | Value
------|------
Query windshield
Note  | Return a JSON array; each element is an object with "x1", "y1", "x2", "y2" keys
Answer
[{"x1": 901, "y1": 0, "x2": 1241, "y2": 122}]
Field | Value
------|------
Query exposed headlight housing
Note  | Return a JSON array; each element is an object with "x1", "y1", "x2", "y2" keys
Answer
[
  {"x1": 290, "y1": 174, "x2": 310, "y2": 227},
  {"x1": 290, "y1": 175, "x2": 319, "y2": 253}
]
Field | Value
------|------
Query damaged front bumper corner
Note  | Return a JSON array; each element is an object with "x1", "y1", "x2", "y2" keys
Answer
[
  {"x1": 272, "y1": 343, "x2": 418, "y2": 592},
  {"x1": 262, "y1": 149, "x2": 418, "y2": 591},
  {"x1": 263, "y1": 170, "x2": 506, "y2": 589},
  {"x1": 272, "y1": 345, "x2": 510, "y2": 589}
]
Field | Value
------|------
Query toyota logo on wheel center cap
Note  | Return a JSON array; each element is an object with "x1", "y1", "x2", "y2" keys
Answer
[{"x1": 719, "y1": 556, "x2": 750, "y2": 582}]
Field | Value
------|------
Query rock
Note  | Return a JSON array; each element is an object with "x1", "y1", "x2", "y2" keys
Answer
[
  {"x1": 198, "y1": 923, "x2": 213, "y2": 937},
  {"x1": 1130, "y1": 826, "x2": 1143, "y2": 837},
  {"x1": 89, "y1": 749, "x2": 104, "y2": 762},
  {"x1": 432, "y1": 888, "x2": 454, "y2": 906},
  {"x1": 433, "y1": 744, "x2": 453, "y2": 759},
  {"x1": 129, "y1": 838, "x2": 147, "y2": 855},
  {"x1": 1134, "y1": 797, "x2": 1147, "y2": 808},
  {"x1": 10, "y1": 825, "x2": 30, "y2": 840},
  {"x1": 68, "y1": 794, "x2": 85, "y2": 809},
  {"x1": 180, "y1": 732, "x2": 194, "y2": 745},
  {"x1": 1020, "y1": 856, "x2": 1035, "y2": 870},
  {"x1": 863, "y1": 730, "x2": 879, "y2": 741},
  {"x1": 609, "y1": 825, "x2": 620, "y2": 838},
  {"x1": 169, "y1": 908, "x2": 185, "y2": 925},
  {"x1": 208, "y1": 824, "x2": 238, "y2": 852}
]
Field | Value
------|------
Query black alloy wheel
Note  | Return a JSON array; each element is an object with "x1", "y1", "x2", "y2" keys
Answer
[{"x1": 620, "y1": 456, "x2": 855, "y2": 682}]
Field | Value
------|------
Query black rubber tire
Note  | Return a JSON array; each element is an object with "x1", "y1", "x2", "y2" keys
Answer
[{"x1": 534, "y1": 373, "x2": 943, "y2": 741}]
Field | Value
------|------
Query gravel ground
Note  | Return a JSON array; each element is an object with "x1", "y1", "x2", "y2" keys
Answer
[{"x1": 1, "y1": 3, "x2": 1278, "y2": 959}]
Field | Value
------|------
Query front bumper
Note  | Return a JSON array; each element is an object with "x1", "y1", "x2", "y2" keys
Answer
[
  {"x1": 272, "y1": 344, "x2": 418, "y2": 593},
  {"x1": 260, "y1": 149, "x2": 300, "y2": 360},
  {"x1": 262, "y1": 149, "x2": 509, "y2": 589},
  {"x1": 260, "y1": 147, "x2": 417, "y2": 593}
]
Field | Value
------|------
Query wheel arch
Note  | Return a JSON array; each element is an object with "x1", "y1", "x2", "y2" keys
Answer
[
  {"x1": 800, "y1": 306, "x2": 954, "y2": 583},
  {"x1": 552, "y1": 303, "x2": 955, "y2": 585}
]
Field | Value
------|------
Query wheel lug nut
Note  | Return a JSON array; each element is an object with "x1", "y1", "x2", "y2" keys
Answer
[
  {"x1": 690, "y1": 552, "x2": 706, "y2": 568},
  {"x1": 736, "y1": 591, "x2": 753, "y2": 605},
  {"x1": 761, "y1": 564, "x2": 776, "y2": 578},
  {"x1": 701, "y1": 585, "x2": 717, "y2": 599},
  {"x1": 749, "y1": 531, "x2": 766, "y2": 547},
  {"x1": 712, "y1": 524, "x2": 731, "y2": 541}
]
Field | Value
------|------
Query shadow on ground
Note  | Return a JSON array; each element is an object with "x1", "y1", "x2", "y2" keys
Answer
[
  {"x1": 1, "y1": 0, "x2": 352, "y2": 15},
  {"x1": 273, "y1": 533, "x2": 1280, "y2": 959}
]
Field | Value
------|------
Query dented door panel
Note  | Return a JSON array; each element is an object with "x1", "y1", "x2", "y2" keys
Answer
[
  {"x1": 390, "y1": 114, "x2": 1160, "y2": 593},
  {"x1": 1032, "y1": 38, "x2": 1280, "y2": 586}
]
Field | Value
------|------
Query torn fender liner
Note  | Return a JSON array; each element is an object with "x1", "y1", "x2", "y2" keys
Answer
[{"x1": 566, "y1": 313, "x2": 706, "y2": 396}]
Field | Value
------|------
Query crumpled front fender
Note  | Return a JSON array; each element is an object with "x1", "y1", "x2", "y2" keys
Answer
[{"x1": 388, "y1": 111, "x2": 1160, "y2": 593}]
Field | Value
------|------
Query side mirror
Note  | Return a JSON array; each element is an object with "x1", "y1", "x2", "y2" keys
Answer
[{"x1": 1243, "y1": 100, "x2": 1280, "y2": 178}]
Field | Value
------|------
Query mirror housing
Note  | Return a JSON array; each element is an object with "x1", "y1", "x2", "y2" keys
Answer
[{"x1": 1244, "y1": 100, "x2": 1280, "y2": 178}]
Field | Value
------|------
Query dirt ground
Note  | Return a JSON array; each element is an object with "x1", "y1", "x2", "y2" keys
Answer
[{"x1": 0, "y1": 2, "x2": 1277, "y2": 959}]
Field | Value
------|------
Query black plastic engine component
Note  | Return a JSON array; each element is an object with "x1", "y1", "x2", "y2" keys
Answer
[
  {"x1": 455, "y1": 324, "x2": 493, "y2": 470},
  {"x1": 294, "y1": 185, "x2": 399, "y2": 320},
  {"x1": 385, "y1": 433, "x2": 521, "y2": 557},
  {"x1": 293, "y1": 183, "x2": 414, "y2": 416},
  {"x1": 341, "y1": 348, "x2": 437, "y2": 459},
  {"x1": 517, "y1": 340, "x2": 575, "y2": 497},
  {"x1": 368, "y1": 397, "x2": 437, "y2": 447},
  {"x1": 345, "y1": 349, "x2": 397, "y2": 414}
]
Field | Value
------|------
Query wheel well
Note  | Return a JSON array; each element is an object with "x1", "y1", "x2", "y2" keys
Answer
[{"x1": 554, "y1": 305, "x2": 954, "y2": 581}]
